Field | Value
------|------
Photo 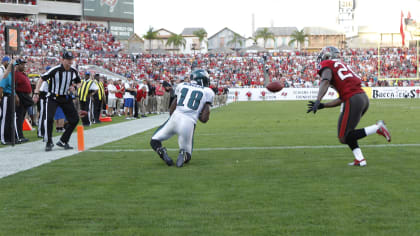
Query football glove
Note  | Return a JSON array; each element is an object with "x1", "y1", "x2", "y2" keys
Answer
[{"x1": 307, "y1": 100, "x2": 324, "y2": 114}]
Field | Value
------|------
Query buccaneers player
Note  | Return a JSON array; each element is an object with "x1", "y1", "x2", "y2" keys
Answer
[{"x1": 307, "y1": 46, "x2": 391, "y2": 167}]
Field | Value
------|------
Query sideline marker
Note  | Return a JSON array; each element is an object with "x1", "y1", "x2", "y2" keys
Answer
[
  {"x1": 22, "y1": 119, "x2": 33, "y2": 131},
  {"x1": 77, "y1": 125, "x2": 85, "y2": 152}
]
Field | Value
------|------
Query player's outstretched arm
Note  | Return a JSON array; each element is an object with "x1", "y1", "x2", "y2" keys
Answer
[
  {"x1": 199, "y1": 103, "x2": 210, "y2": 123},
  {"x1": 307, "y1": 80, "x2": 330, "y2": 113},
  {"x1": 324, "y1": 98, "x2": 342, "y2": 108},
  {"x1": 307, "y1": 69, "x2": 333, "y2": 114},
  {"x1": 169, "y1": 97, "x2": 177, "y2": 116},
  {"x1": 315, "y1": 77, "x2": 331, "y2": 102}
]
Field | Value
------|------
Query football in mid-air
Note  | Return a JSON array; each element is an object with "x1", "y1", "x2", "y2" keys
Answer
[
  {"x1": 266, "y1": 81, "x2": 284, "y2": 93},
  {"x1": 79, "y1": 110, "x2": 88, "y2": 117}
]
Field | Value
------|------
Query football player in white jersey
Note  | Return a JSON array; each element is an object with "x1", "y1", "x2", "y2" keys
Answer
[{"x1": 150, "y1": 69, "x2": 215, "y2": 167}]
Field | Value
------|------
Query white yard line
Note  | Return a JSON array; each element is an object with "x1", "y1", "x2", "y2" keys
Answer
[
  {"x1": 0, "y1": 114, "x2": 169, "y2": 179},
  {"x1": 88, "y1": 143, "x2": 420, "y2": 152}
]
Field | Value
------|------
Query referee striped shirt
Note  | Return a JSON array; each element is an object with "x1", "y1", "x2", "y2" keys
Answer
[{"x1": 41, "y1": 64, "x2": 81, "y2": 96}]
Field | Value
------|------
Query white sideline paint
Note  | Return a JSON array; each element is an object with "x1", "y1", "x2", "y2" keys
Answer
[
  {"x1": 0, "y1": 114, "x2": 169, "y2": 179},
  {"x1": 88, "y1": 143, "x2": 420, "y2": 152}
]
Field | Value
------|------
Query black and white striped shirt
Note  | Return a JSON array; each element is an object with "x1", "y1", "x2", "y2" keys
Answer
[{"x1": 41, "y1": 64, "x2": 81, "y2": 96}]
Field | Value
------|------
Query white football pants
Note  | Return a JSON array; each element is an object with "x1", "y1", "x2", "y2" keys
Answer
[{"x1": 151, "y1": 112, "x2": 195, "y2": 154}]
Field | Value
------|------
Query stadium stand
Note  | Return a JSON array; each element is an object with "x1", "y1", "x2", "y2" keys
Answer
[{"x1": 0, "y1": 20, "x2": 418, "y2": 88}]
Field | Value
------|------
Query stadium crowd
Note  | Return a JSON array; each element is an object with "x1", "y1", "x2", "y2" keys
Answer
[
  {"x1": 1, "y1": 20, "x2": 419, "y2": 89},
  {"x1": 0, "y1": 19, "x2": 419, "y2": 145}
]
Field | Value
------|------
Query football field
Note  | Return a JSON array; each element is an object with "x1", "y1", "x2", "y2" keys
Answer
[{"x1": 0, "y1": 100, "x2": 419, "y2": 235}]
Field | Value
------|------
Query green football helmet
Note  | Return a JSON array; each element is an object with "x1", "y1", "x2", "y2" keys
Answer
[{"x1": 190, "y1": 69, "x2": 210, "y2": 87}]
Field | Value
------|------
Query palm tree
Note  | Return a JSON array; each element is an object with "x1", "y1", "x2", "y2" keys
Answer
[
  {"x1": 227, "y1": 33, "x2": 244, "y2": 50},
  {"x1": 193, "y1": 29, "x2": 207, "y2": 50},
  {"x1": 288, "y1": 29, "x2": 308, "y2": 50},
  {"x1": 255, "y1": 28, "x2": 275, "y2": 48},
  {"x1": 166, "y1": 34, "x2": 186, "y2": 52},
  {"x1": 249, "y1": 36, "x2": 258, "y2": 45},
  {"x1": 143, "y1": 27, "x2": 158, "y2": 52}
]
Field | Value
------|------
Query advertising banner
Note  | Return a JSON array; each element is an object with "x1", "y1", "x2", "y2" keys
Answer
[
  {"x1": 227, "y1": 87, "x2": 420, "y2": 102},
  {"x1": 371, "y1": 87, "x2": 420, "y2": 99},
  {"x1": 109, "y1": 22, "x2": 134, "y2": 40}
]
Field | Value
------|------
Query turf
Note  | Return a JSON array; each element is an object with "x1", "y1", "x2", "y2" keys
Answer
[{"x1": 0, "y1": 100, "x2": 419, "y2": 235}]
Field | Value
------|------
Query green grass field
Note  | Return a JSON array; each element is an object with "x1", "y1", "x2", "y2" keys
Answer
[{"x1": 0, "y1": 100, "x2": 419, "y2": 235}]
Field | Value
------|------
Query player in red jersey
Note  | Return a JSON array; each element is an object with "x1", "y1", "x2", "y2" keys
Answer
[{"x1": 307, "y1": 46, "x2": 391, "y2": 167}]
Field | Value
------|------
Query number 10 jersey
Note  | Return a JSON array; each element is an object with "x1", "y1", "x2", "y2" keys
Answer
[
  {"x1": 317, "y1": 59, "x2": 365, "y2": 101},
  {"x1": 174, "y1": 82, "x2": 215, "y2": 123}
]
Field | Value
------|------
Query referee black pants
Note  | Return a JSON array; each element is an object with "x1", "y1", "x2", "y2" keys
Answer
[
  {"x1": 46, "y1": 95, "x2": 79, "y2": 144},
  {"x1": 93, "y1": 97, "x2": 102, "y2": 123},
  {"x1": 0, "y1": 95, "x2": 19, "y2": 144},
  {"x1": 79, "y1": 96, "x2": 92, "y2": 126},
  {"x1": 15, "y1": 104, "x2": 27, "y2": 140}
]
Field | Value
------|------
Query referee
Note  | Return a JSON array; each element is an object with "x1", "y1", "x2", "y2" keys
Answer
[
  {"x1": 37, "y1": 66, "x2": 51, "y2": 140},
  {"x1": 33, "y1": 52, "x2": 81, "y2": 151}
]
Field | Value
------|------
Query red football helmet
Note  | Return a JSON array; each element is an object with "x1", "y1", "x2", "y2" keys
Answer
[{"x1": 317, "y1": 46, "x2": 341, "y2": 68}]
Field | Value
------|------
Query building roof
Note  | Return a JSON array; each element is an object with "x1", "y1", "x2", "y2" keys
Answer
[
  {"x1": 208, "y1": 27, "x2": 245, "y2": 40},
  {"x1": 255, "y1": 27, "x2": 298, "y2": 36},
  {"x1": 181, "y1": 28, "x2": 206, "y2": 36},
  {"x1": 303, "y1": 27, "x2": 344, "y2": 35},
  {"x1": 128, "y1": 33, "x2": 144, "y2": 42},
  {"x1": 153, "y1": 28, "x2": 177, "y2": 39}
]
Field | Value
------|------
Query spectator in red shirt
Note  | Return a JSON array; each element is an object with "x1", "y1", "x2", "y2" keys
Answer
[
  {"x1": 14, "y1": 59, "x2": 33, "y2": 143},
  {"x1": 218, "y1": 86, "x2": 224, "y2": 105},
  {"x1": 136, "y1": 84, "x2": 147, "y2": 118},
  {"x1": 115, "y1": 79, "x2": 124, "y2": 116}
]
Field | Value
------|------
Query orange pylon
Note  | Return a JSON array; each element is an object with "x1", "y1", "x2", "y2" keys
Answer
[
  {"x1": 77, "y1": 125, "x2": 85, "y2": 152},
  {"x1": 23, "y1": 119, "x2": 33, "y2": 131}
]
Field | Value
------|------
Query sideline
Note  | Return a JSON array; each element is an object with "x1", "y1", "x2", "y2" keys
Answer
[{"x1": 0, "y1": 114, "x2": 169, "y2": 179}]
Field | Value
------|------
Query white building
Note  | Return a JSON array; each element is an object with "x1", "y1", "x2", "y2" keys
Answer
[
  {"x1": 208, "y1": 27, "x2": 246, "y2": 51},
  {"x1": 127, "y1": 33, "x2": 144, "y2": 53},
  {"x1": 143, "y1": 28, "x2": 179, "y2": 53},
  {"x1": 180, "y1": 28, "x2": 207, "y2": 54}
]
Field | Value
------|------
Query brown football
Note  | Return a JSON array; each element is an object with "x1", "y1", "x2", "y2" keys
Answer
[
  {"x1": 79, "y1": 110, "x2": 88, "y2": 117},
  {"x1": 266, "y1": 81, "x2": 284, "y2": 93}
]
